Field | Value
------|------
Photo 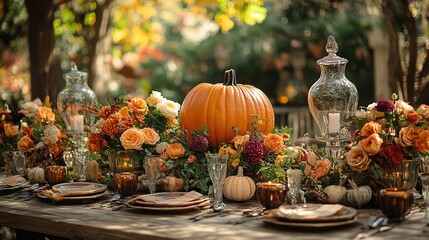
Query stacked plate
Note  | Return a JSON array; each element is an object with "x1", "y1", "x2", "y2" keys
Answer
[
  {"x1": 37, "y1": 182, "x2": 107, "y2": 203},
  {"x1": 0, "y1": 175, "x2": 28, "y2": 194},
  {"x1": 126, "y1": 191, "x2": 210, "y2": 212},
  {"x1": 261, "y1": 204, "x2": 357, "y2": 229}
]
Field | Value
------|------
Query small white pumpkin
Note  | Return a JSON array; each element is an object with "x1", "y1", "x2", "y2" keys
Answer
[
  {"x1": 27, "y1": 167, "x2": 46, "y2": 183},
  {"x1": 324, "y1": 184, "x2": 347, "y2": 203},
  {"x1": 163, "y1": 176, "x2": 184, "y2": 192},
  {"x1": 223, "y1": 166, "x2": 256, "y2": 202},
  {"x1": 343, "y1": 180, "x2": 372, "y2": 208}
]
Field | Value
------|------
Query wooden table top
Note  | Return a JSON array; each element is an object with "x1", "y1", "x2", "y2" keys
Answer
[{"x1": 0, "y1": 193, "x2": 428, "y2": 240}]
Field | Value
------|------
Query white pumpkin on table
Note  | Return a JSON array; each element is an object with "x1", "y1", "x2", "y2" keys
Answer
[{"x1": 223, "y1": 166, "x2": 256, "y2": 202}]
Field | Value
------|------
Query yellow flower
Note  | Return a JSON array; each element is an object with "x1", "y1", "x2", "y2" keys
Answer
[
  {"x1": 275, "y1": 155, "x2": 285, "y2": 166},
  {"x1": 231, "y1": 158, "x2": 240, "y2": 168},
  {"x1": 219, "y1": 145, "x2": 237, "y2": 157},
  {"x1": 232, "y1": 134, "x2": 250, "y2": 150}
]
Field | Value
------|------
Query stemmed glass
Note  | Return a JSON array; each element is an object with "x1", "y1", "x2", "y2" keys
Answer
[
  {"x1": 75, "y1": 151, "x2": 88, "y2": 182},
  {"x1": 144, "y1": 155, "x2": 160, "y2": 194},
  {"x1": 206, "y1": 153, "x2": 228, "y2": 211},
  {"x1": 420, "y1": 173, "x2": 429, "y2": 222},
  {"x1": 287, "y1": 169, "x2": 302, "y2": 205},
  {"x1": 12, "y1": 151, "x2": 26, "y2": 176},
  {"x1": 63, "y1": 150, "x2": 74, "y2": 181}
]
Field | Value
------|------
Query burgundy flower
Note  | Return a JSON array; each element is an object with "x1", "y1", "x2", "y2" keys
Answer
[
  {"x1": 375, "y1": 145, "x2": 404, "y2": 168},
  {"x1": 243, "y1": 140, "x2": 266, "y2": 165},
  {"x1": 375, "y1": 99, "x2": 394, "y2": 112},
  {"x1": 190, "y1": 135, "x2": 209, "y2": 152}
]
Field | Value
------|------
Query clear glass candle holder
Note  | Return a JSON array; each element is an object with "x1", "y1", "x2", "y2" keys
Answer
[
  {"x1": 206, "y1": 153, "x2": 228, "y2": 211},
  {"x1": 287, "y1": 169, "x2": 302, "y2": 205}
]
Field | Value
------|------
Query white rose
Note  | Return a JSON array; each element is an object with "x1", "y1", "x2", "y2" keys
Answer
[
  {"x1": 42, "y1": 124, "x2": 60, "y2": 145},
  {"x1": 156, "y1": 142, "x2": 169, "y2": 155},
  {"x1": 21, "y1": 101, "x2": 39, "y2": 115},
  {"x1": 395, "y1": 100, "x2": 414, "y2": 115},
  {"x1": 157, "y1": 100, "x2": 180, "y2": 119},
  {"x1": 367, "y1": 103, "x2": 377, "y2": 110},
  {"x1": 146, "y1": 91, "x2": 166, "y2": 107}
]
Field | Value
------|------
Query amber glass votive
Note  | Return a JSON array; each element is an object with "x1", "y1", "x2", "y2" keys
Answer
[
  {"x1": 114, "y1": 172, "x2": 138, "y2": 197},
  {"x1": 45, "y1": 165, "x2": 68, "y2": 185},
  {"x1": 378, "y1": 188, "x2": 413, "y2": 221},
  {"x1": 256, "y1": 182, "x2": 286, "y2": 209}
]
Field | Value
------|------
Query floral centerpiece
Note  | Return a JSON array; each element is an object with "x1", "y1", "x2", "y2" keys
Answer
[
  {"x1": 87, "y1": 91, "x2": 181, "y2": 173},
  {"x1": 344, "y1": 94, "x2": 429, "y2": 191},
  {"x1": 11, "y1": 97, "x2": 67, "y2": 169}
]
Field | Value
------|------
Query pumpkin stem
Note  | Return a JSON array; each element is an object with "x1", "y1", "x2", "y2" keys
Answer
[
  {"x1": 237, "y1": 166, "x2": 244, "y2": 177},
  {"x1": 223, "y1": 69, "x2": 237, "y2": 86}
]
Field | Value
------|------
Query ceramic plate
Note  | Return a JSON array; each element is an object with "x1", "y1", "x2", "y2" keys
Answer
[
  {"x1": 51, "y1": 182, "x2": 107, "y2": 196},
  {"x1": 125, "y1": 199, "x2": 210, "y2": 212},
  {"x1": 129, "y1": 196, "x2": 210, "y2": 208},
  {"x1": 261, "y1": 215, "x2": 357, "y2": 229},
  {"x1": 0, "y1": 185, "x2": 23, "y2": 194},
  {"x1": 275, "y1": 204, "x2": 357, "y2": 223},
  {"x1": 37, "y1": 190, "x2": 107, "y2": 203}
]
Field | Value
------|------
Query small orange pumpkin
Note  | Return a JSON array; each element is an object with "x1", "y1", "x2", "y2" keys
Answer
[{"x1": 180, "y1": 69, "x2": 275, "y2": 147}]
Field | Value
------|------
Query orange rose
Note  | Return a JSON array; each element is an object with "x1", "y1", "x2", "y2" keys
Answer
[
  {"x1": 263, "y1": 133, "x2": 284, "y2": 153},
  {"x1": 120, "y1": 128, "x2": 146, "y2": 150},
  {"x1": 398, "y1": 125, "x2": 420, "y2": 147},
  {"x1": 406, "y1": 110, "x2": 420, "y2": 123},
  {"x1": 310, "y1": 159, "x2": 331, "y2": 179},
  {"x1": 141, "y1": 128, "x2": 160, "y2": 145},
  {"x1": 4, "y1": 123, "x2": 19, "y2": 137},
  {"x1": 22, "y1": 126, "x2": 34, "y2": 138},
  {"x1": 48, "y1": 144, "x2": 62, "y2": 156},
  {"x1": 17, "y1": 135, "x2": 34, "y2": 152},
  {"x1": 232, "y1": 134, "x2": 250, "y2": 150},
  {"x1": 416, "y1": 130, "x2": 429, "y2": 153},
  {"x1": 37, "y1": 106, "x2": 55, "y2": 123},
  {"x1": 219, "y1": 145, "x2": 237, "y2": 157},
  {"x1": 188, "y1": 154, "x2": 197, "y2": 164},
  {"x1": 165, "y1": 143, "x2": 185, "y2": 159},
  {"x1": 158, "y1": 159, "x2": 170, "y2": 172},
  {"x1": 417, "y1": 104, "x2": 429, "y2": 120},
  {"x1": 345, "y1": 146, "x2": 371, "y2": 172},
  {"x1": 128, "y1": 97, "x2": 148, "y2": 114},
  {"x1": 361, "y1": 133, "x2": 383, "y2": 155},
  {"x1": 361, "y1": 121, "x2": 381, "y2": 137}
]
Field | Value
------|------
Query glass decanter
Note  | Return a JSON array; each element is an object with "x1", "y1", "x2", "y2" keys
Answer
[{"x1": 308, "y1": 36, "x2": 358, "y2": 162}]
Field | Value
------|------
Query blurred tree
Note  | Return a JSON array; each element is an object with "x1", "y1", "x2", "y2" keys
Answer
[
  {"x1": 25, "y1": 0, "x2": 62, "y2": 106},
  {"x1": 381, "y1": 0, "x2": 429, "y2": 105}
]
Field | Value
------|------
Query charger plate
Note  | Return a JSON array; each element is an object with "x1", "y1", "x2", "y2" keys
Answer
[
  {"x1": 37, "y1": 190, "x2": 107, "y2": 203},
  {"x1": 125, "y1": 199, "x2": 210, "y2": 212},
  {"x1": 51, "y1": 182, "x2": 107, "y2": 196},
  {"x1": 261, "y1": 215, "x2": 357, "y2": 229},
  {"x1": 275, "y1": 204, "x2": 357, "y2": 223}
]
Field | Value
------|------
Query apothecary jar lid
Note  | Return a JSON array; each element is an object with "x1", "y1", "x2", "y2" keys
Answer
[{"x1": 316, "y1": 36, "x2": 348, "y2": 66}]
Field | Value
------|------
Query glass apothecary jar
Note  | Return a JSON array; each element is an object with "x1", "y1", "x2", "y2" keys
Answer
[
  {"x1": 57, "y1": 62, "x2": 97, "y2": 134},
  {"x1": 307, "y1": 36, "x2": 358, "y2": 140}
]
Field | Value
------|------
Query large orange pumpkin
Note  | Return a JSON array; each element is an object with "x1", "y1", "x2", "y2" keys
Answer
[{"x1": 180, "y1": 69, "x2": 275, "y2": 148}]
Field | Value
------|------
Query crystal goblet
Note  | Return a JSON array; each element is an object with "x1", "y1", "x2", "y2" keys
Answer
[{"x1": 206, "y1": 153, "x2": 228, "y2": 211}]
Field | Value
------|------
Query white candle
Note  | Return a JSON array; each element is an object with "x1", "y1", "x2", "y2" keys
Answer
[
  {"x1": 328, "y1": 113, "x2": 340, "y2": 134},
  {"x1": 71, "y1": 115, "x2": 84, "y2": 131}
]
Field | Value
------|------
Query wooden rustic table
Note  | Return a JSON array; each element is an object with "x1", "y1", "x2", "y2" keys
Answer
[{"x1": 0, "y1": 193, "x2": 428, "y2": 240}]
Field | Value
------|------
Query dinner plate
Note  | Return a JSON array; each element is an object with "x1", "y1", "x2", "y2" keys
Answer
[
  {"x1": 37, "y1": 190, "x2": 107, "y2": 203},
  {"x1": 130, "y1": 196, "x2": 210, "y2": 208},
  {"x1": 51, "y1": 182, "x2": 107, "y2": 196},
  {"x1": 0, "y1": 185, "x2": 24, "y2": 194},
  {"x1": 134, "y1": 191, "x2": 203, "y2": 202},
  {"x1": 275, "y1": 204, "x2": 357, "y2": 223},
  {"x1": 261, "y1": 215, "x2": 357, "y2": 229},
  {"x1": 125, "y1": 199, "x2": 210, "y2": 212}
]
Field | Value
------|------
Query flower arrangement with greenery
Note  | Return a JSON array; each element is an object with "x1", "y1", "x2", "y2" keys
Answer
[
  {"x1": 87, "y1": 91, "x2": 182, "y2": 168},
  {"x1": 16, "y1": 97, "x2": 66, "y2": 168},
  {"x1": 344, "y1": 94, "x2": 429, "y2": 185}
]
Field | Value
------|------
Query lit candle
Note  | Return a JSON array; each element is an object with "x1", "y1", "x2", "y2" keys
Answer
[
  {"x1": 70, "y1": 114, "x2": 84, "y2": 132},
  {"x1": 328, "y1": 112, "x2": 340, "y2": 134},
  {"x1": 256, "y1": 181, "x2": 286, "y2": 209}
]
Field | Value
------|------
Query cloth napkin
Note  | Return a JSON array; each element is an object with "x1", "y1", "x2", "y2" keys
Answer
[
  {"x1": 278, "y1": 204, "x2": 344, "y2": 219},
  {"x1": 131, "y1": 191, "x2": 204, "y2": 205}
]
